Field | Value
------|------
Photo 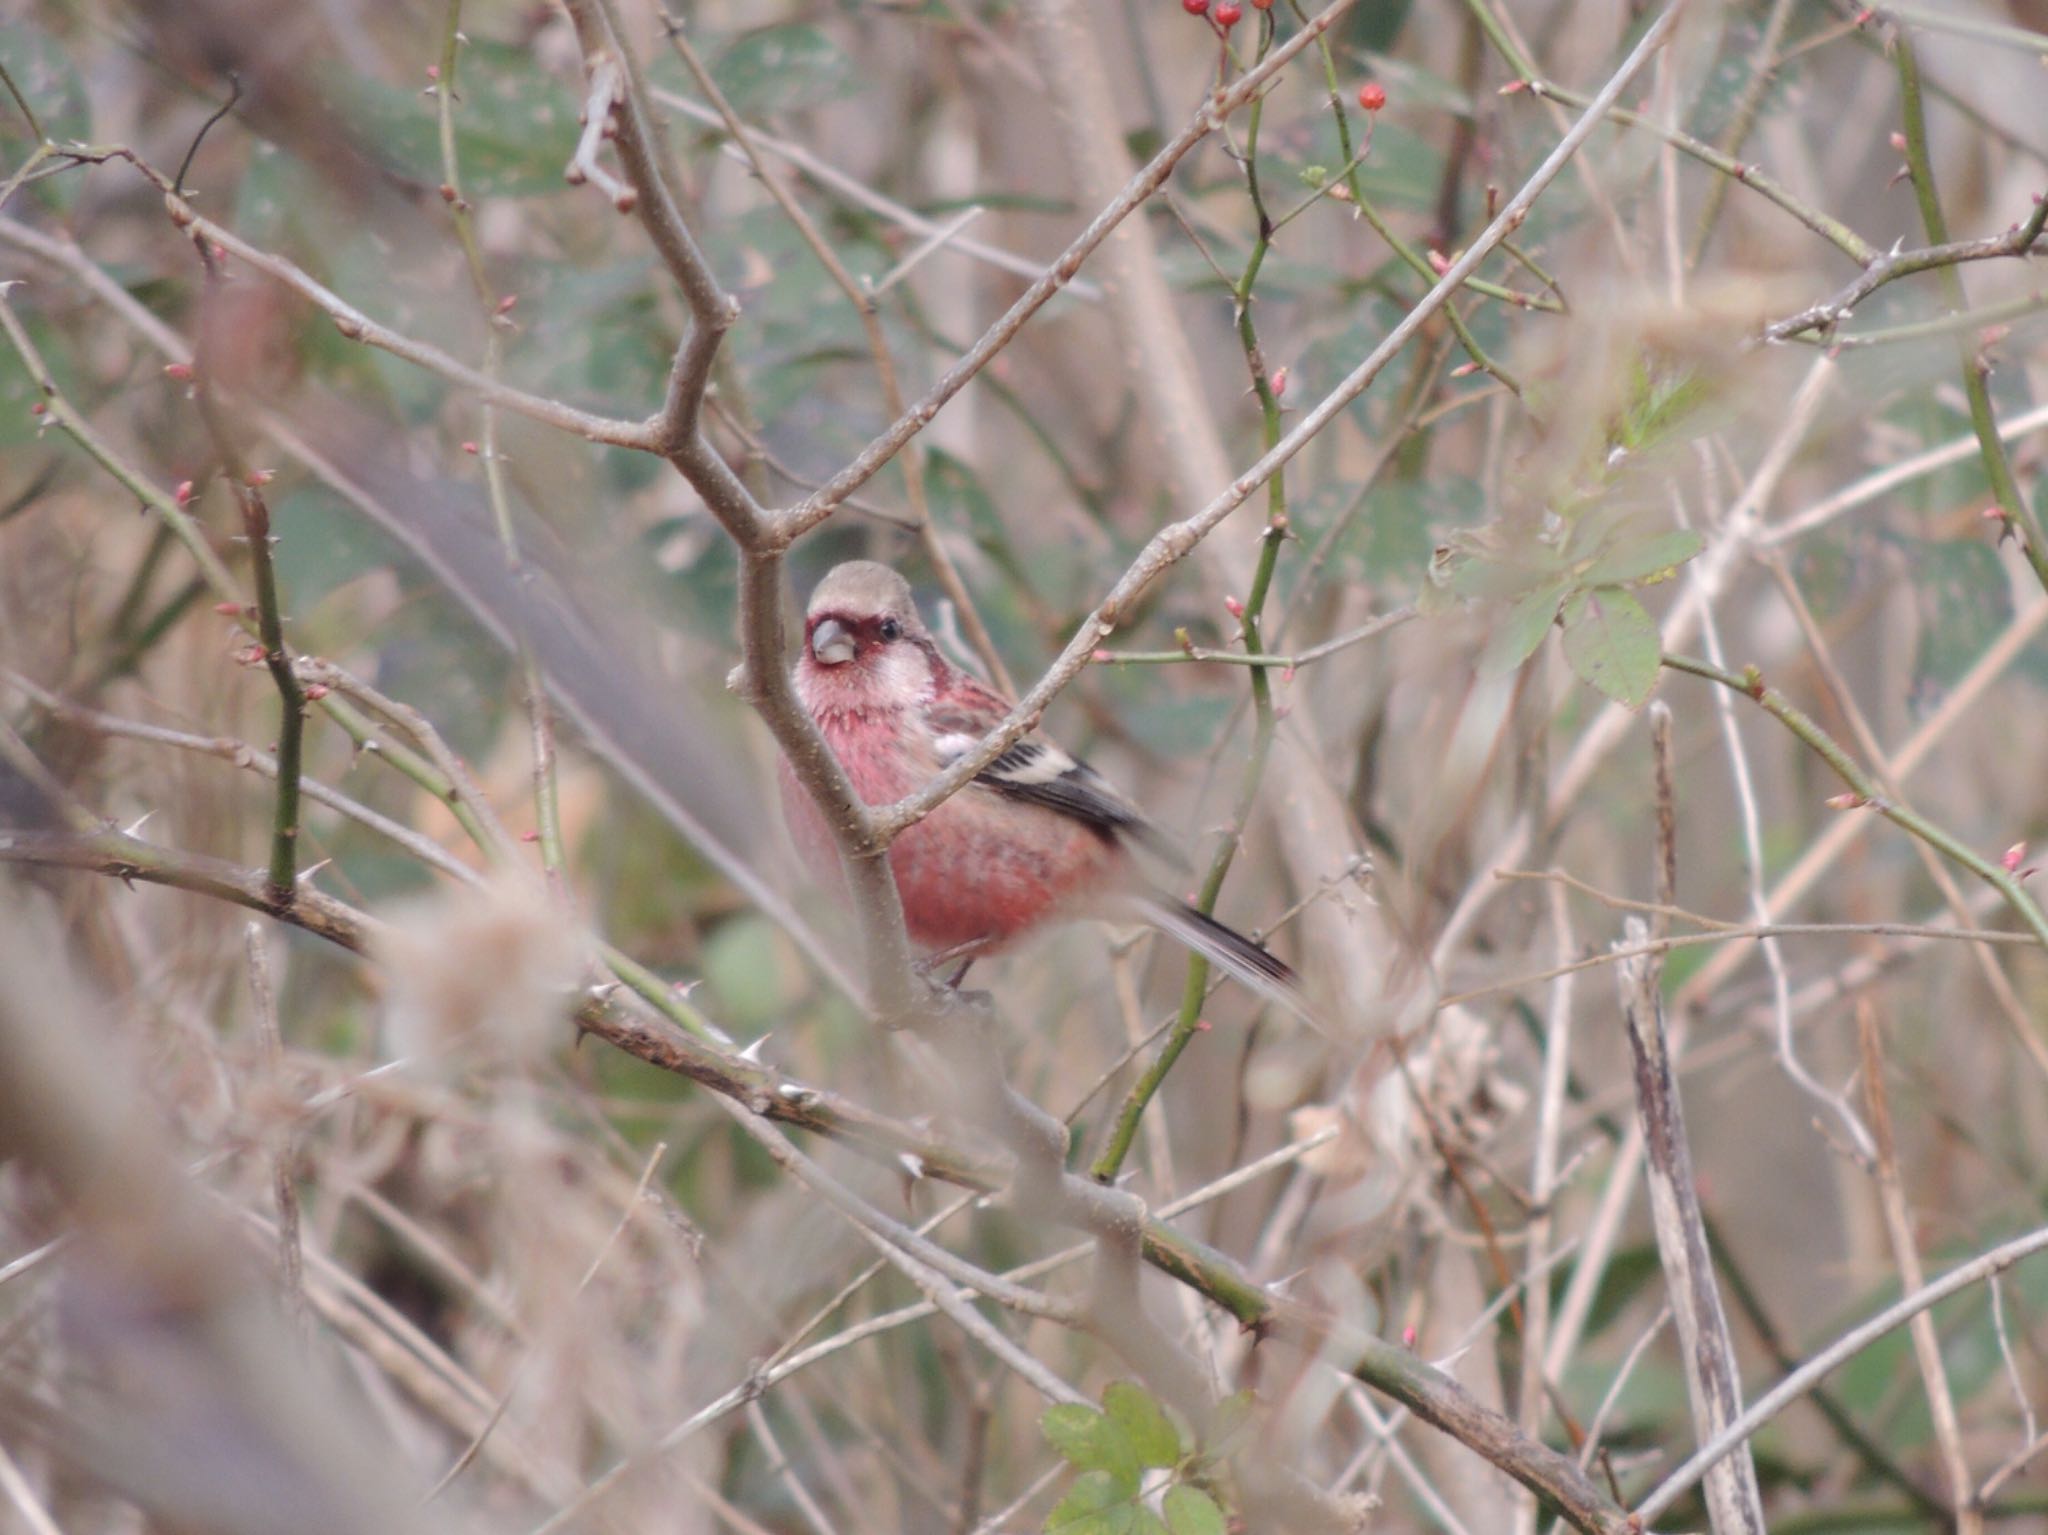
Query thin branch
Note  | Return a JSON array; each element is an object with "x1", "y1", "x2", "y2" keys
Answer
[
  {"x1": 190, "y1": 253, "x2": 306, "y2": 907},
  {"x1": 863, "y1": 1, "x2": 1689, "y2": 848},
  {"x1": 781, "y1": 0, "x2": 1365, "y2": 539},
  {"x1": 1892, "y1": 32, "x2": 2048, "y2": 595},
  {"x1": 1661, "y1": 653, "x2": 2048, "y2": 952},
  {"x1": 1615, "y1": 912, "x2": 1766, "y2": 1533},
  {"x1": 1857, "y1": 1004, "x2": 1977, "y2": 1534},
  {"x1": 660, "y1": 11, "x2": 1013, "y2": 694},
  {"x1": 1635, "y1": 1224, "x2": 2048, "y2": 1524},
  {"x1": 243, "y1": 922, "x2": 307, "y2": 1334},
  {"x1": 652, "y1": 88, "x2": 1102, "y2": 299},
  {"x1": 1518, "y1": 76, "x2": 1874, "y2": 265},
  {"x1": 1, "y1": 822, "x2": 1638, "y2": 1533},
  {"x1": 154, "y1": 180, "x2": 659, "y2": 449},
  {"x1": 1762, "y1": 206, "x2": 2048, "y2": 345}
]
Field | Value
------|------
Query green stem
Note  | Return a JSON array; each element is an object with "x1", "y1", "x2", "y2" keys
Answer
[
  {"x1": 1662, "y1": 654, "x2": 2048, "y2": 953},
  {"x1": 0, "y1": 58, "x2": 45, "y2": 143},
  {"x1": 191, "y1": 249, "x2": 305, "y2": 907},
  {"x1": 0, "y1": 292, "x2": 244, "y2": 606},
  {"x1": 0, "y1": 140, "x2": 53, "y2": 215},
  {"x1": 1091, "y1": 75, "x2": 1295, "y2": 1178},
  {"x1": 1894, "y1": 34, "x2": 2048, "y2": 598}
]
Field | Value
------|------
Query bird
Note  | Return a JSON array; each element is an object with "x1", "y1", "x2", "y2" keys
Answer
[{"x1": 779, "y1": 560, "x2": 1306, "y2": 1017}]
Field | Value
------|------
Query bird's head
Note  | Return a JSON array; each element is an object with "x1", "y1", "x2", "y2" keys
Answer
[{"x1": 800, "y1": 562, "x2": 935, "y2": 701}]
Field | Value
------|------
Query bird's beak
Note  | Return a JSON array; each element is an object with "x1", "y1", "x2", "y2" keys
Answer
[{"x1": 810, "y1": 617, "x2": 856, "y2": 666}]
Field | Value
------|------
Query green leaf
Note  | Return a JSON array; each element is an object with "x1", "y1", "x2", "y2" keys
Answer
[
  {"x1": 1613, "y1": 362, "x2": 1712, "y2": 455},
  {"x1": 1162, "y1": 1484, "x2": 1227, "y2": 1535},
  {"x1": 1481, "y1": 578, "x2": 1568, "y2": 677},
  {"x1": 1560, "y1": 586, "x2": 1661, "y2": 707},
  {"x1": 1046, "y1": 1470, "x2": 1136, "y2": 1534},
  {"x1": 701, "y1": 913, "x2": 808, "y2": 1032},
  {"x1": 0, "y1": 21, "x2": 91, "y2": 211},
  {"x1": 1584, "y1": 528, "x2": 1704, "y2": 588},
  {"x1": 1103, "y1": 1382, "x2": 1181, "y2": 1470},
  {"x1": 1907, "y1": 537, "x2": 2011, "y2": 694},
  {"x1": 336, "y1": 40, "x2": 581, "y2": 197},
  {"x1": 712, "y1": 25, "x2": 860, "y2": 116},
  {"x1": 1206, "y1": 1390, "x2": 1256, "y2": 1456},
  {"x1": 1041, "y1": 1405, "x2": 1140, "y2": 1487}
]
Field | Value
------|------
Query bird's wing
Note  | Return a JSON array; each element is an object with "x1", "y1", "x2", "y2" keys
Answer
[{"x1": 924, "y1": 677, "x2": 1165, "y2": 849}]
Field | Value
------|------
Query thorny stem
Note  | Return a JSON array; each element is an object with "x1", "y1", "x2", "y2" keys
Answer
[
  {"x1": 1893, "y1": 34, "x2": 2048, "y2": 598},
  {"x1": 0, "y1": 807, "x2": 1631, "y2": 1535},
  {"x1": 1091, "y1": 47, "x2": 1296, "y2": 1181},
  {"x1": 781, "y1": 0, "x2": 1362, "y2": 538},
  {"x1": 436, "y1": 0, "x2": 567, "y2": 885},
  {"x1": 863, "y1": 0, "x2": 1687, "y2": 849},
  {"x1": 1520, "y1": 78, "x2": 1877, "y2": 266},
  {"x1": 189, "y1": 285, "x2": 306, "y2": 907},
  {"x1": 1686, "y1": 0, "x2": 1798, "y2": 267},
  {"x1": 1290, "y1": 0, "x2": 1541, "y2": 395},
  {"x1": 558, "y1": 0, "x2": 921, "y2": 1019},
  {"x1": 0, "y1": 289, "x2": 242, "y2": 603},
  {"x1": 1661, "y1": 654, "x2": 2048, "y2": 954}
]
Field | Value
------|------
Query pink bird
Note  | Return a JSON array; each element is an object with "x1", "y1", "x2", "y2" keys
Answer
[{"x1": 780, "y1": 561, "x2": 1304, "y2": 1016}]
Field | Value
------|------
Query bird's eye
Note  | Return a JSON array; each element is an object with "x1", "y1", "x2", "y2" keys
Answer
[{"x1": 877, "y1": 617, "x2": 903, "y2": 642}]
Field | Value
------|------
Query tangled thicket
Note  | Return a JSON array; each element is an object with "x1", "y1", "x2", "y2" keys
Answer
[{"x1": 4, "y1": 3, "x2": 2048, "y2": 1534}]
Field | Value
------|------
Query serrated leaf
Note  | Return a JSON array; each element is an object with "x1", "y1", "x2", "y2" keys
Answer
[
  {"x1": 1104, "y1": 1382, "x2": 1181, "y2": 1470},
  {"x1": 1444, "y1": 547, "x2": 1565, "y2": 601},
  {"x1": 1584, "y1": 528, "x2": 1703, "y2": 588},
  {"x1": 1481, "y1": 578, "x2": 1568, "y2": 676},
  {"x1": 1041, "y1": 1405, "x2": 1140, "y2": 1487},
  {"x1": 1046, "y1": 1470, "x2": 1136, "y2": 1534},
  {"x1": 1561, "y1": 586, "x2": 1661, "y2": 707},
  {"x1": 1163, "y1": 1484, "x2": 1227, "y2": 1535},
  {"x1": 1615, "y1": 362, "x2": 1712, "y2": 455}
]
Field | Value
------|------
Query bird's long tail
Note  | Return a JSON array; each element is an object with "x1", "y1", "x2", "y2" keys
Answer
[{"x1": 1131, "y1": 892, "x2": 1313, "y2": 1023}]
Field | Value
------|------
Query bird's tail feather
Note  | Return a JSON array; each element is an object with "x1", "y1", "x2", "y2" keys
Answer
[{"x1": 1131, "y1": 892, "x2": 1313, "y2": 1023}]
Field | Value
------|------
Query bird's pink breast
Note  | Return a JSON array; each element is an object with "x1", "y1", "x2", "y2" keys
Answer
[{"x1": 779, "y1": 704, "x2": 1120, "y2": 952}]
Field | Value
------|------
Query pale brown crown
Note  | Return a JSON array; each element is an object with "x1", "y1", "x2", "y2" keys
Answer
[{"x1": 805, "y1": 561, "x2": 922, "y2": 628}]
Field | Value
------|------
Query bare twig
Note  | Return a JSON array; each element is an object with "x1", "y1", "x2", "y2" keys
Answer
[
  {"x1": 1636, "y1": 1223, "x2": 2048, "y2": 1524},
  {"x1": 1614, "y1": 914, "x2": 1765, "y2": 1534},
  {"x1": 859, "y1": 0, "x2": 1689, "y2": 848},
  {"x1": 1856, "y1": 1003, "x2": 1977, "y2": 1535},
  {"x1": 243, "y1": 922, "x2": 307, "y2": 1335}
]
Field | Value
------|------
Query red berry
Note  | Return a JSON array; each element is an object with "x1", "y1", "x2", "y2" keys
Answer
[
  {"x1": 1252, "y1": 0, "x2": 1273, "y2": 7},
  {"x1": 1215, "y1": 1, "x2": 1242, "y2": 23},
  {"x1": 1182, "y1": 0, "x2": 1208, "y2": 13},
  {"x1": 1358, "y1": 82, "x2": 1386, "y2": 112}
]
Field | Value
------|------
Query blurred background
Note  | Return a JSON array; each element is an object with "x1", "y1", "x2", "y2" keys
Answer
[{"x1": 3, "y1": 0, "x2": 2048, "y2": 1531}]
